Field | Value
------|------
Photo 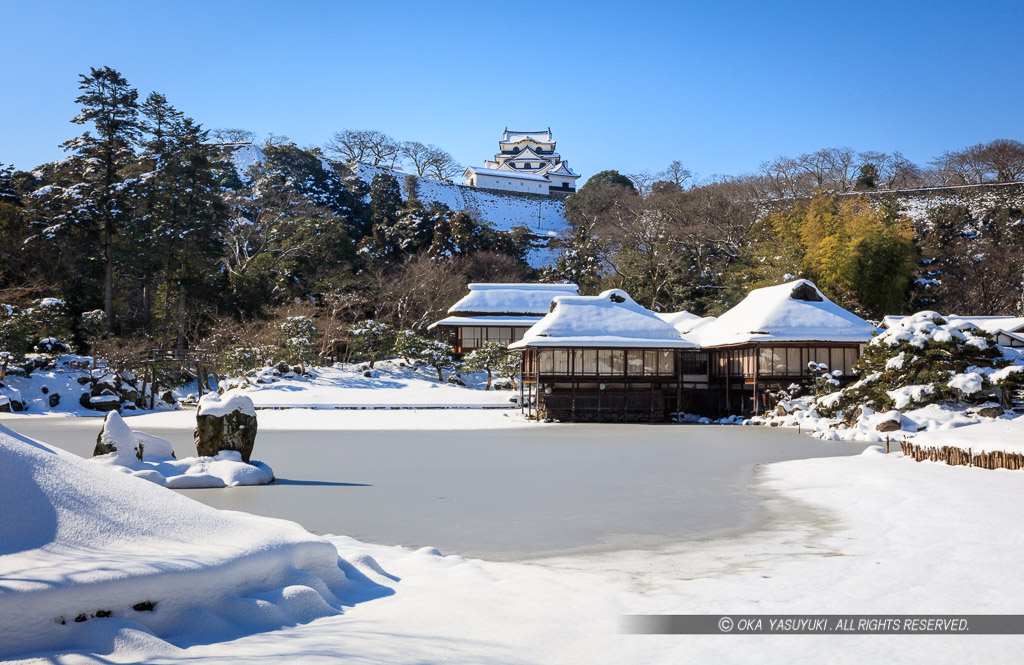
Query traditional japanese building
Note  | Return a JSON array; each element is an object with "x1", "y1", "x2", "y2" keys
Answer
[
  {"x1": 429, "y1": 283, "x2": 580, "y2": 354},
  {"x1": 509, "y1": 289, "x2": 700, "y2": 421},
  {"x1": 684, "y1": 280, "x2": 878, "y2": 416},
  {"x1": 463, "y1": 128, "x2": 580, "y2": 196},
  {"x1": 507, "y1": 280, "x2": 880, "y2": 421}
]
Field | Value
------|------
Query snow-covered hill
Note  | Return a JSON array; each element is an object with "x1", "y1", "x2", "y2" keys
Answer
[{"x1": 354, "y1": 164, "x2": 568, "y2": 238}]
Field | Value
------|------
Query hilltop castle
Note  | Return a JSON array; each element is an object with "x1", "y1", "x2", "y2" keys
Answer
[{"x1": 463, "y1": 128, "x2": 580, "y2": 196}]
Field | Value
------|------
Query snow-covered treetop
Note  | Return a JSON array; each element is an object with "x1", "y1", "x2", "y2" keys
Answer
[
  {"x1": 688, "y1": 280, "x2": 878, "y2": 346},
  {"x1": 881, "y1": 314, "x2": 1024, "y2": 335},
  {"x1": 510, "y1": 289, "x2": 697, "y2": 349},
  {"x1": 873, "y1": 311, "x2": 993, "y2": 349},
  {"x1": 447, "y1": 283, "x2": 580, "y2": 316}
]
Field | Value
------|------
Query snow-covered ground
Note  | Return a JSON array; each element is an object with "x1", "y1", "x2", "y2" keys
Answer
[
  {"x1": 6, "y1": 429, "x2": 1024, "y2": 664},
  {"x1": 224, "y1": 360, "x2": 519, "y2": 410}
]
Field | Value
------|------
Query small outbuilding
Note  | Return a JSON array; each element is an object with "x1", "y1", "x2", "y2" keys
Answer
[{"x1": 429, "y1": 283, "x2": 579, "y2": 354}]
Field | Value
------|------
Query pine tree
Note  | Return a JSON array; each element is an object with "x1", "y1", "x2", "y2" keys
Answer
[
  {"x1": 349, "y1": 320, "x2": 397, "y2": 368},
  {"x1": 60, "y1": 66, "x2": 140, "y2": 331},
  {"x1": 463, "y1": 341, "x2": 515, "y2": 390}
]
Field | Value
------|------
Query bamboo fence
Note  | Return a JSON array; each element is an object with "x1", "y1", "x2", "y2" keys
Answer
[{"x1": 900, "y1": 440, "x2": 1024, "y2": 471}]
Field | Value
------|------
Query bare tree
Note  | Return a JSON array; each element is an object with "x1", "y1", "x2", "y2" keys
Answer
[
  {"x1": 425, "y1": 145, "x2": 462, "y2": 181},
  {"x1": 876, "y1": 151, "x2": 925, "y2": 189},
  {"x1": 976, "y1": 139, "x2": 1024, "y2": 183},
  {"x1": 659, "y1": 160, "x2": 693, "y2": 189},
  {"x1": 325, "y1": 129, "x2": 400, "y2": 167},
  {"x1": 210, "y1": 128, "x2": 256, "y2": 144},
  {"x1": 626, "y1": 170, "x2": 655, "y2": 196},
  {"x1": 400, "y1": 141, "x2": 433, "y2": 176}
]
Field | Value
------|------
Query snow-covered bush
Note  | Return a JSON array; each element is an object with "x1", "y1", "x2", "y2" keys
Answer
[
  {"x1": 221, "y1": 344, "x2": 278, "y2": 377},
  {"x1": 78, "y1": 309, "x2": 107, "y2": 366},
  {"x1": 277, "y1": 315, "x2": 319, "y2": 372},
  {"x1": 0, "y1": 298, "x2": 75, "y2": 372},
  {"x1": 393, "y1": 330, "x2": 457, "y2": 381},
  {"x1": 462, "y1": 342, "x2": 519, "y2": 390},
  {"x1": 828, "y1": 311, "x2": 1008, "y2": 415},
  {"x1": 349, "y1": 320, "x2": 397, "y2": 369},
  {"x1": 808, "y1": 361, "x2": 842, "y2": 398},
  {"x1": 24, "y1": 298, "x2": 74, "y2": 356}
]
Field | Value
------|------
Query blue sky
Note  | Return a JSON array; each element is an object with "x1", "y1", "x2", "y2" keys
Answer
[{"x1": 3, "y1": 1, "x2": 1023, "y2": 183}]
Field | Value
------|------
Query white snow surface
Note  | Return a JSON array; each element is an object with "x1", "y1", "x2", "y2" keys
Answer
[
  {"x1": 912, "y1": 415, "x2": 1024, "y2": 454},
  {"x1": 7, "y1": 433, "x2": 1024, "y2": 663},
  {"x1": 220, "y1": 360, "x2": 517, "y2": 409},
  {"x1": 90, "y1": 412, "x2": 274, "y2": 488},
  {"x1": 690, "y1": 279, "x2": 878, "y2": 346},
  {"x1": 446, "y1": 282, "x2": 579, "y2": 315},
  {"x1": 0, "y1": 424, "x2": 359, "y2": 660},
  {"x1": 510, "y1": 289, "x2": 697, "y2": 349},
  {"x1": 197, "y1": 393, "x2": 256, "y2": 418},
  {"x1": 654, "y1": 309, "x2": 703, "y2": 330}
]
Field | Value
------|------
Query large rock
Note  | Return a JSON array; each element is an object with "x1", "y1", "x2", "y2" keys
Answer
[
  {"x1": 195, "y1": 393, "x2": 258, "y2": 462},
  {"x1": 978, "y1": 405, "x2": 1004, "y2": 418},
  {"x1": 94, "y1": 411, "x2": 143, "y2": 463},
  {"x1": 875, "y1": 411, "x2": 902, "y2": 432}
]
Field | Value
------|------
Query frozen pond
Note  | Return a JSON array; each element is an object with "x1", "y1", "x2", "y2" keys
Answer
[{"x1": 4, "y1": 416, "x2": 870, "y2": 560}]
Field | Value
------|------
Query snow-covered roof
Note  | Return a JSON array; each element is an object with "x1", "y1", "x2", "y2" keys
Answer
[
  {"x1": 502, "y1": 128, "x2": 553, "y2": 143},
  {"x1": 506, "y1": 147, "x2": 547, "y2": 162},
  {"x1": 545, "y1": 161, "x2": 579, "y2": 177},
  {"x1": 428, "y1": 314, "x2": 546, "y2": 330},
  {"x1": 445, "y1": 283, "x2": 580, "y2": 316},
  {"x1": 689, "y1": 280, "x2": 878, "y2": 346},
  {"x1": 463, "y1": 166, "x2": 550, "y2": 182},
  {"x1": 881, "y1": 315, "x2": 1024, "y2": 334},
  {"x1": 655, "y1": 310, "x2": 703, "y2": 330},
  {"x1": 509, "y1": 289, "x2": 698, "y2": 349}
]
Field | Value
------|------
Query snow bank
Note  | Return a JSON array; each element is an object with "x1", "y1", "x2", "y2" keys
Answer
[
  {"x1": 911, "y1": 415, "x2": 1024, "y2": 455},
  {"x1": 0, "y1": 424, "x2": 367, "y2": 659},
  {"x1": 219, "y1": 360, "x2": 517, "y2": 409}
]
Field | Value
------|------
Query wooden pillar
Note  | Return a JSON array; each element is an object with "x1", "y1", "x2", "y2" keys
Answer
[
  {"x1": 519, "y1": 352, "x2": 525, "y2": 415},
  {"x1": 725, "y1": 350, "x2": 732, "y2": 415},
  {"x1": 753, "y1": 342, "x2": 761, "y2": 413}
]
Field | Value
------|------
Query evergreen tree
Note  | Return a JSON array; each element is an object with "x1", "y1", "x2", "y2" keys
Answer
[
  {"x1": 463, "y1": 341, "x2": 515, "y2": 390},
  {"x1": 393, "y1": 330, "x2": 457, "y2": 381},
  {"x1": 349, "y1": 320, "x2": 397, "y2": 368},
  {"x1": 369, "y1": 172, "x2": 402, "y2": 229},
  {"x1": 60, "y1": 66, "x2": 140, "y2": 330},
  {"x1": 833, "y1": 312, "x2": 1006, "y2": 415}
]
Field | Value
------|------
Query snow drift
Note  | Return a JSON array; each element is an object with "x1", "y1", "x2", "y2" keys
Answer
[{"x1": 0, "y1": 424, "x2": 390, "y2": 660}]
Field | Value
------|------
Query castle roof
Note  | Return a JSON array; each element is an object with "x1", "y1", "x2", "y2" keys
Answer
[
  {"x1": 462, "y1": 166, "x2": 550, "y2": 182},
  {"x1": 502, "y1": 128, "x2": 553, "y2": 143}
]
